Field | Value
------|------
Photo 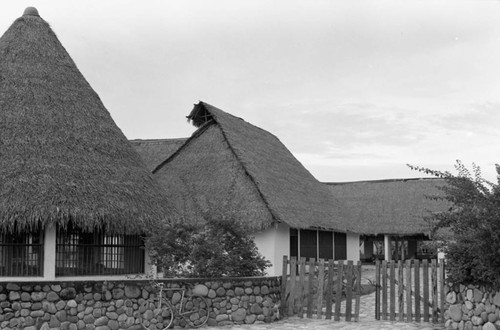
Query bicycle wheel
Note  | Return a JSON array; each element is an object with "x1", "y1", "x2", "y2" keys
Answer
[
  {"x1": 180, "y1": 295, "x2": 209, "y2": 328},
  {"x1": 140, "y1": 298, "x2": 174, "y2": 330}
]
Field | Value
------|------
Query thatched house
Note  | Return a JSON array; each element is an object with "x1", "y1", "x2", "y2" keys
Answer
[
  {"x1": 327, "y1": 178, "x2": 448, "y2": 261},
  {"x1": 131, "y1": 102, "x2": 360, "y2": 275},
  {"x1": 0, "y1": 8, "x2": 172, "y2": 280}
]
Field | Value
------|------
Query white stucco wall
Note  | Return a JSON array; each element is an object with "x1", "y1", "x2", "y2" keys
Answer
[
  {"x1": 253, "y1": 223, "x2": 290, "y2": 276},
  {"x1": 346, "y1": 232, "x2": 360, "y2": 262}
]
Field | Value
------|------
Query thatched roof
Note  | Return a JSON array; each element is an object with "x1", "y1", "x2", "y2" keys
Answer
[
  {"x1": 153, "y1": 102, "x2": 351, "y2": 232},
  {"x1": 0, "y1": 8, "x2": 173, "y2": 233},
  {"x1": 326, "y1": 178, "x2": 450, "y2": 236},
  {"x1": 130, "y1": 139, "x2": 187, "y2": 172}
]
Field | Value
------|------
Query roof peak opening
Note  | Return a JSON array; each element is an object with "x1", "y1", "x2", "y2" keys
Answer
[{"x1": 187, "y1": 102, "x2": 213, "y2": 128}]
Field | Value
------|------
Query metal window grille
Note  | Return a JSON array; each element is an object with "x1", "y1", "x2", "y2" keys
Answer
[
  {"x1": 0, "y1": 229, "x2": 44, "y2": 277},
  {"x1": 56, "y1": 224, "x2": 144, "y2": 276}
]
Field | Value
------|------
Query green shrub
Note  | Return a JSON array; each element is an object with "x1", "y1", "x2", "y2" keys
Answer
[
  {"x1": 410, "y1": 161, "x2": 500, "y2": 286},
  {"x1": 146, "y1": 214, "x2": 271, "y2": 278}
]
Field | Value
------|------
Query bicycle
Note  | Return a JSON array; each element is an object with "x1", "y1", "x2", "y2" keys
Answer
[{"x1": 140, "y1": 282, "x2": 210, "y2": 329}]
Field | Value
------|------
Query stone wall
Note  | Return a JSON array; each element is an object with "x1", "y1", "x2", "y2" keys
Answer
[
  {"x1": 0, "y1": 277, "x2": 281, "y2": 330},
  {"x1": 444, "y1": 285, "x2": 500, "y2": 330}
]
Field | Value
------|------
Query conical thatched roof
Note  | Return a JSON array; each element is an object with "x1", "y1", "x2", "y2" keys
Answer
[
  {"x1": 153, "y1": 102, "x2": 352, "y2": 232},
  {"x1": 326, "y1": 178, "x2": 450, "y2": 236},
  {"x1": 0, "y1": 8, "x2": 173, "y2": 233}
]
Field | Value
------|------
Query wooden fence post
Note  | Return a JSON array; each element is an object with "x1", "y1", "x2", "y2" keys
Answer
[
  {"x1": 440, "y1": 260, "x2": 445, "y2": 324},
  {"x1": 298, "y1": 257, "x2": 306, "y2": 318},
  {"x1": 390, "y1": 260, "x2": 396, "y2": 321},
  {"x1": 406, "y1": 259, "x2": 412, "y2": 322},
  {"x1": 354, "y1": 261, "x2": 362, "y2": 322},
  {"x1": 382, "y1": 260, "x2": 388, "y2": 320},
  {"x1": 306, "y1": 258, "x2": 315, "y2": 319},
  {"x1": 414, "y1": 259, "x2": 421, "y2": 322},
  {"x1": 334, "y1": 260, "x2": 344, "y2": 321},
  {"x1": 432, "y1": 259, "x2": 438, "y2": 323},
  {"x1": 375, "y1": 260, "x2": 380, "y2": 320},
  {"x1": 325, "y1": 259, "x2": 334, "y2": 320},
  {"x1": 398, "y1": 260, "x2": 404, "y2": 322},
  {"x1": 288, "y1": 257, "x2": 297, "y2": 316},
  {"x1": 281, "y1": 256, "x2": 288, "y2": 316},
  {"x1": 316, "y1": 259, "x2": 325, "y2": 319},
  {"x1": 345, "y1": 260, "x2": 353, "y2": 321},
  {"x1": 423, "y1": 259, "x2": 429, "y2": 322}
]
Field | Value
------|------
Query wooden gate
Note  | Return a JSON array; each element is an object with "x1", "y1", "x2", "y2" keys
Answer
[
  {"x1": 375, "y1": 259, "x2": 445, "y2": 324},
  {"x1": 281, "y1": 256, "x2": 362, "y2": 321}
]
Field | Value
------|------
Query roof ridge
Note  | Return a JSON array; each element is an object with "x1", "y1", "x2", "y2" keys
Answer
[
  {"x1": 130, "y1": 138, "x2": 188, "y2": 143},
  {"x1": 325, "y1": 177, "x2": 444, "y2": 185},
  {"x1": 214, "y1": 120, "x2": 280, "y2": 224},
  {"x1": 198, "y1": 101, "x2": 284, "y2": 143},
  {"x1": 152, "y1": 122, "x2": 212, "y2": 174}
]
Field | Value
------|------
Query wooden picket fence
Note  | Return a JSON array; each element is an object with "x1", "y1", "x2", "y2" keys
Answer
[
  {"x1": 375, "y1": 259, "x2": 445, "y2": 324},
  {"x1": 281, "y1": 256, "x2": 362, "y2": 321}
]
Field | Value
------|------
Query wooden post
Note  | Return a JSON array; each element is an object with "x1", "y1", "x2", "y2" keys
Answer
[
  {"x1": 375, "y1": 260, "x2": 381, "y2": 320},
  {"x1": 414, "y1": 259, "x2": 421, "y2": 322},
  {"x1": 406, "y1": 259, "x2": 412, "y2": 322},
  {"x1": 432, "y1": 259, "x2": 438, "y2": 323},
  {"x1": 345, "y1": 260, "x2": 353, "y2": 321},
  {"x1": 306, "y1": 258, "x2": 315, "y2": 319},
  {"x1": 325, "y1": 259, "x2": 334, "y2": 320},
  {"x1": 382, "y1": 260, "x2": 388, "y2": 320},
  {"x1": 281, "y1": 256, "x2": 288, "y2": 316},
  {"x1": 288, "y1": 257, "x2": 297, "y2": 316},
  {"x1": 334, "y1": 260, "x2": 344, "y2": 321},
  {"x1": 298, "y1": 257, "x2": 306, "y2": 318},
  {"x1": 316, "y1": 259, "x2": 325, "y2": 319},
  {"x1": 423, "y1": 259, "x2": 429, "y2": 322},
  {"x1": 440, "y1": 260, "x2": 445, "y2": 324},
  {"x1": 354, "y1": 261, "x2": 362, "y2": 322},
  {"x1": 398, "y1": 260, "x2": 404, "y2": 322},
  {"x1": 389, "y1": 260, "x2": 396, "y2": 321}
]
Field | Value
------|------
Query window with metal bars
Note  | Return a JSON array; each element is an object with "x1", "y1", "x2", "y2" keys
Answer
[
  {"x1": 0, "y1": 228, "x2": 44, "y2": 277},
  {"x1": 56, "y1": 224, "x2": 145, "y2": 276}
]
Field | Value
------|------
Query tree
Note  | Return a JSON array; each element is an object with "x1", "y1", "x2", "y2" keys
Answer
[{"x1": 409, "y1": 161, "x2": 500, "y2": 286}]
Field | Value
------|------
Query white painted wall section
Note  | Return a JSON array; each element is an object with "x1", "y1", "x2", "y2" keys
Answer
[
  {"x1": 253, "y1": 223, "x2": 290, "y2": 276},
  {"x1": 346, "y1": 233, "x2": 360, "y2": 262}
]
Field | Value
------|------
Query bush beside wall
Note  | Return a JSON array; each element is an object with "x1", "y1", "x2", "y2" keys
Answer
[
  {"x1": 0, "y1": 277, "x2": 281, "y2": 330},
  {"x1": 444, "y1": 285, "x2": 500, "y2": 330}
]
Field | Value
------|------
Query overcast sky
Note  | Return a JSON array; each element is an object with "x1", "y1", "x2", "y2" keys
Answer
[{"x1": 2, "y1": 1, "x2": 500, "y2": 182}]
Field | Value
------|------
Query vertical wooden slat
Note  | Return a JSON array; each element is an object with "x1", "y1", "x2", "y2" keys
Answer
[
  {"x1": 390, "y1": 260, "x2": 396, "y2": 321},
  {"x1": 440, "y1": 260, "x2": 445, "y2": 324},
  {"x1": 354, "y1": 261, "x2": 362, "y2": 322},
  {"x1": 382, "y1": 260, "x2": 388, "y2": 320},
  {"x1": 298, "y1": 257, "x2": 307, "y2": 318},
  {"x1": 334, "y1": 260, "x2": 344, "y2": 321},
  {"x1": 423, "y1": 259, "x2": 429, "y2": 322},
  {"x1": 375, "y1": 260, "x2": 381, "y2": 320},
  {"x1": 288, "y1": 257, "x2": 297, "y2": 316},
  {"x1": 406, "y1": 259, "x2": 412, "y2": 322},
  {"x1": 306, "y1": 258, "x2": 316, "y2": 319},
  {"x1": 325, "y1": 259, "x2": 334, "y2": 320},
  {"x1": 415, "y1": 259, "x2": 421, "y2": 322},
  {"x1": 345, "y1": 260, "x2": 353, "y2": 321},
  {"x1": 281, "y1": 256, "x2": 288, "y2": 316},
  {"x1": 398, "y1": 260, "x2": 404, "y2": 322},
  {"x1": 316, "y1": 259, "x2": 325, "y2": 319},
  {"x1": 432, "y1": 259, "x2": 438, "y2": 323}
]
